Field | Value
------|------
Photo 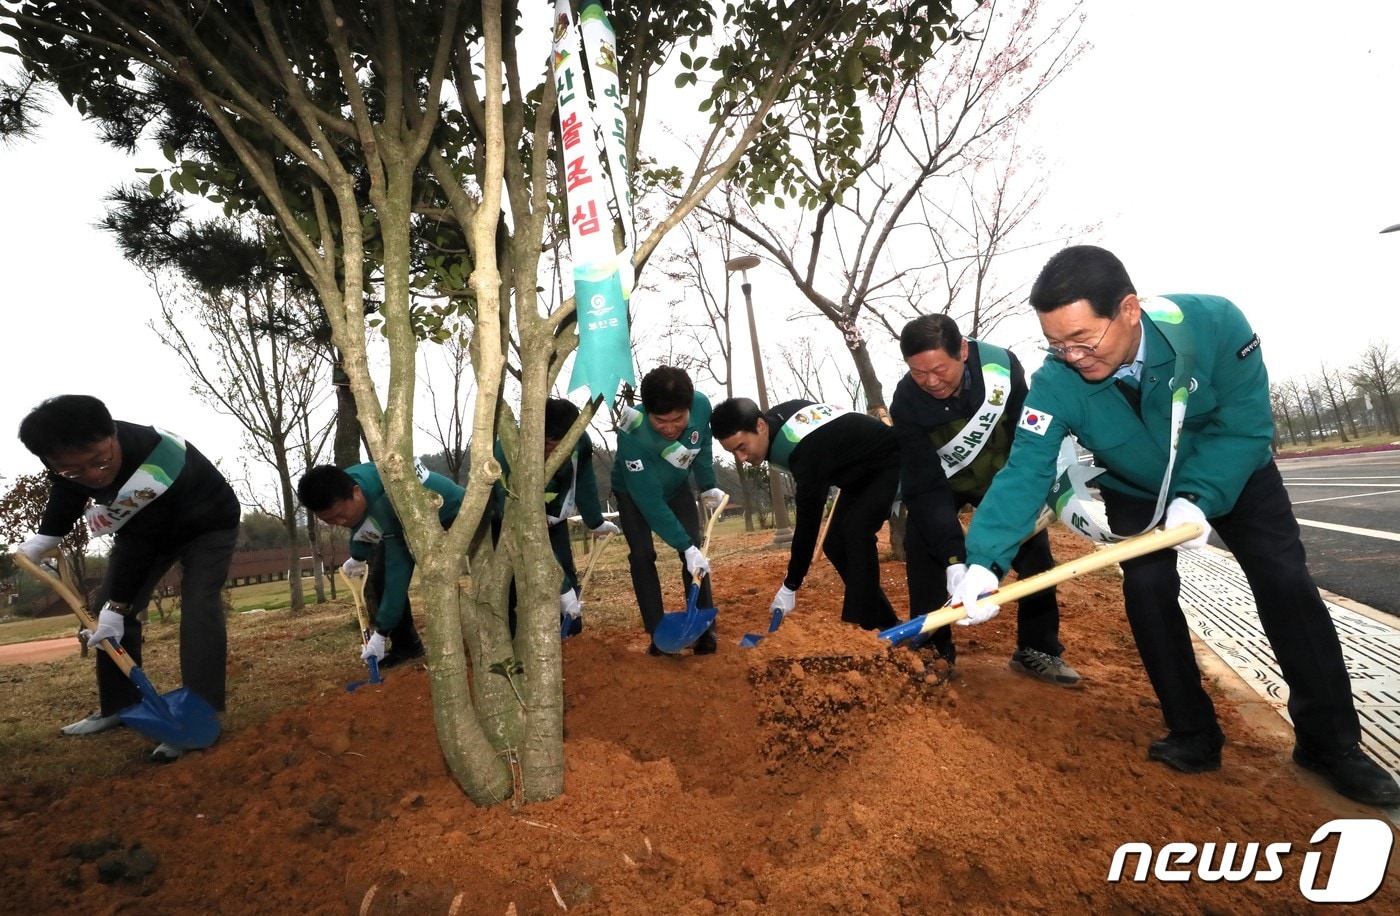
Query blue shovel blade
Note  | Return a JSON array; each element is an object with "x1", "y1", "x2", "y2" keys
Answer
[
  {"x1": 879, "y1": 616, "x2": 930, "y2": 647},
  {"x1": 653, "y1": 583, "x2": 718, "y2": 653},
  {"x1": 346, "y1": 655, "x2": 384, "y2": 692},
  {"x1": 118, "y1": 664, "x2": 221, "y2": 749},
  {"x1": 739, "y1": 607, "x2": 786, "y2": 648}
]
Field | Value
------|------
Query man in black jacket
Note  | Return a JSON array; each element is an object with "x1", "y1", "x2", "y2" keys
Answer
[
  {"x1": 13, "y1": 394, "x2": 240, "y2": 762},
  {"x1": 712, "y1": 397, "x2": 900, "y2": 631},
  {"x1": 891, "y1": 314, "x2": 1077, "y2": 685}
]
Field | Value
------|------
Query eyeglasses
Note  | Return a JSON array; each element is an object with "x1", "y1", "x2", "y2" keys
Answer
[
  {"x1": 1044, "y1": 313, "x2": 1118, "y2": 362},
  {"x1": 53, "y1": 437, "x2": 118, "y2": 480}
]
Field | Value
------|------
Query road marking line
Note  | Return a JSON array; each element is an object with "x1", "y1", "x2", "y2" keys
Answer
[
  {"x1": 1295, "y1": 518, "x2": 1400, "y2": 542},
  {"x1": 1290, "y1": 489, "x2": 1400, "y2": 505}
]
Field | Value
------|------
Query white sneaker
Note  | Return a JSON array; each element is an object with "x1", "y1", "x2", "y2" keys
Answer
[
  {"x1": 150, "y1": 743, "x2": 183, "y2": 763},
  {"x1": 60, "y1": 712, "x2": 122, "y2": 736}
]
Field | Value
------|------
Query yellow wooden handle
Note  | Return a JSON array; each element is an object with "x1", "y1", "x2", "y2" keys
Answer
[
  {"x1": 577, "y1": 531, "x2": 615, "y2": 600},
  {"x1": 918, "y1": 522, "x2": 1206, "y2": 632},
  {"x1": 701, "y1": 492, "x2": 729, "y2": 553},
  {"x1": 339, "y1": 569, "x2": 371, "y2": 636},
  {"x1": 13, "y1": 551, "x2": 136, "y2": 676}
]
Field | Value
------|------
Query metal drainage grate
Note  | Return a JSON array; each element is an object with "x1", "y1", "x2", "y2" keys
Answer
[{"x1": 1176, "y1": 548, "x2": 1400, "y2": 774}]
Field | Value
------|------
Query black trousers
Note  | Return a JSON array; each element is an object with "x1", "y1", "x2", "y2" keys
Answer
[
  {"x1": 367, "y1": 540, "x2": 422, "y2": 652},
  {"x1": 1101, "y1": 460, "x2": 1360, "y2": 752},
  {"x1": 826, "y1": 465, "x2": 901, "y2": 631},
  {"x1": 905, "y1": 519, "x2": 1062, "y2": 659},
  {"x1": 615, "y1": 489, "x2": 713, "y2": 634},
  {"x1": 94, "y1": 527, "x2": 238, "y2": 716}
]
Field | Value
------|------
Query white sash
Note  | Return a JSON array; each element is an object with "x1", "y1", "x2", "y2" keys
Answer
[
  {"x1": 85, "y1": 429, "x2": 187, "y2": 537},
  {"x1": 935, "y1": 343, "x2": 1012, "y2": 477}
]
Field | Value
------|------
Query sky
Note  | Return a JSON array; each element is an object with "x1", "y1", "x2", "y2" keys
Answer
[{"x1": 1, "y1": 0, "x2": 1398, "y2": 497}]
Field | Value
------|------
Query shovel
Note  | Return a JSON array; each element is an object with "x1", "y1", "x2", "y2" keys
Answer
[
  {"x1": 15, "y1": 552, "x2": 221, "y2": 750},
  {"x1": 880, "y1": 522, "x2": 1206, "y2": 648},
  {"x1": 562, "y1": 530, "x2": 615, "y2": 640},
  {"x1": 741, "y1": 488, "x2": 841, "y2": 647},
  {"x1": 340, "y1": 568, "x2": 383, "y2": 691},
  {"x1": 652, "y1": 493, "x2": 727, "y2": 653}
]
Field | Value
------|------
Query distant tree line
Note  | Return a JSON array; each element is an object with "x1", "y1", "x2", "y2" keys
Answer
[{"x1": 1270, "y1": 341, "x2": 1400, "y2": 449}]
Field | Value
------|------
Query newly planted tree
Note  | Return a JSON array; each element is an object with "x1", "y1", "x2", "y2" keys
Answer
[{"x1": 1, "y1": 0, "x2": 964, "y2": 805}]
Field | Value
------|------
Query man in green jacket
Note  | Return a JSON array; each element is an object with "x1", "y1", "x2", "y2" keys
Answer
[
  {"x1": 951, "y1": 245, "x2": 1398, "y2": 806},
  {"x1": 298, "y1": 461, "x2": 464, "y2": 668},
  {"x1": 612, "y1": 366, "x2": 726, "y2": 655},
  {"x1": 492, "y1": 398, "x2": 619, "y2": 635}
]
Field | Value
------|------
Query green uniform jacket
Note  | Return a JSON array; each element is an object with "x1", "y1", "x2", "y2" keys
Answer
[
  {"x1": 491, "y1": 432, "x2": 606, "y2": 529},
  {"x1": 966, "y1": 293, "x2": 1272, "y2": 576},
  {"x1": 610, "y1": 392, "x2": 717, "y2": 550},
  {"x1": 345, "y1": 462, "x2": 465, "y2": 632}
]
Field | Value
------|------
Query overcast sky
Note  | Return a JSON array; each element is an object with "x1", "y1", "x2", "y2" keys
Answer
[{"x1": 1, "y1": 0, "x2": 1398, "y2": 498}]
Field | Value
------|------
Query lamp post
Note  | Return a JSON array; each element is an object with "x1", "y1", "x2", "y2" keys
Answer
[{"x1": 726, "y1": 254, "x2": 793, "y2": 545}]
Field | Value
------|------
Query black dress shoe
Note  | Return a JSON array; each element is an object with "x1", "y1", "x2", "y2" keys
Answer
[
  {"x1": 1293, "y1": 743, "x2": 1400, "y2": 807},
  {"x1": 1147, "y1": 728, "x2": 1224, "y2": 774},
  {"x1": 692, "y1": 625, "x2": 718, "y2": 655},
  {"x1": 379, "y1": 643, "x2": 425, "y2": 670}
]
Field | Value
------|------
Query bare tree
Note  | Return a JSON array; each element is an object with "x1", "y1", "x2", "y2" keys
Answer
[
  {"x1": 1270, "y1": 383, "x2": 1297, "y2": 449},
  {"x1": 700, "y1": 0, "x2": 1086, "y2": 410},
  {"x1": 1348, "y1": 341, "x2": 1400, "y2": 436},
  {"x1": 152, "y1": 276, "x2": 331, "y2": 612},
  {"x1": 777, "y1": 336, "x2": 834, "y2": 403},
  {"x1": 419, "y1": 321, "x2": 474, "y2": 483},
  {"x1": 1314, "y1": 364, "x2": 1350, "y2": 443}
]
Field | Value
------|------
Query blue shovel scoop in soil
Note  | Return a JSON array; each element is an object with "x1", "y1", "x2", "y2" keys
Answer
[
  {"x1": 16, "y1": 553, "x2": 221, "y2": 750},
  {"x1": 739, "y1": 606, "x2": 785, "y2": 648},
  {"x1": 652, "y1": 582, "x2": 718, "y2": 653}
]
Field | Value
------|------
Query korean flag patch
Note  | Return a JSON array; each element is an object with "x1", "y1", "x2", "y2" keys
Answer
[
  {"x1": 625, "y1": 458, "x2": 645, "y2": 472},
  {"x1": 1018, "y1": 406, "x2": 1053, "y2": 436}
]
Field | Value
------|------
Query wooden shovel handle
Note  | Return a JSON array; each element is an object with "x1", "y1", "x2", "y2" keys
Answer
[
  {"x1": 577, "y1": 531, "x2": 615, "y2": 600},
  {"x1": 817, "y1": 489, "x2": 840, "y2": 554},
  {"x1": 338, "y1": 569, "x2": 372, "y2": 637},
  {"x1": 13, "y1": 551, "x2": 137, "y2": 677},
  {"x1": 701, "y1": 492, "x2": 729, "y2": 554},
  {"x1": 919, "y1": 522, "x2": 1207, "y2": 632}
]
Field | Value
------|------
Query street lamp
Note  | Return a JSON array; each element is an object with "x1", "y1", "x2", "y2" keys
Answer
[{"x1": 725, "y1": 254, "x2": 794, "y2": 545}]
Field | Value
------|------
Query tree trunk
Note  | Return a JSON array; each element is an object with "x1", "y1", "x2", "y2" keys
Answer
[
  {"x1": 334, "y1": 370, "x2": 362, "y2": 467},
  {"x1": 847, "y1": 338, "x2": 887, "y2": 412}
]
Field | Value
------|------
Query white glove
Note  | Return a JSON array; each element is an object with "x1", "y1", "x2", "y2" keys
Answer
[
  {"x1": 589, "y1": 520, "x2": 620, "y2": 537},
  {"x1": 361, "y1": 631, "x2": 386, "y2": 662},
  {"x1": 945, "y1": 563, "x2": 968, "y2": 597},
  {"x1": 82, "y1": 609, "x2": 126, "y2": 649},
  {"x1": 683, "y1": 545, "x2": 711, "y2": 579},
  {"x1": 1165, "y1": 497, "x2": 1211, "y2": 550},
  {"x1": 341, "y1": 557, "x2": 368, "y2": 579},
  {"x1": 771, "y1": 585, "x2": 797, "y2": 619},
  {"x1": 13, "y1": 534, "x2": 61, "y2": 562},
  {"x1": 560, "y1": 590, "x2": 582, "y2": 619},
  {"x1": 700, "y1": 488, "x2": 727, "y2": 512},
  {"x1": 951, "y1": 564, "x2": 1001, "y2": 626}
]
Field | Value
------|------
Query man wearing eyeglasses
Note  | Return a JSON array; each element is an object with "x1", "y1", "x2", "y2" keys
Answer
[
  {"x1": 13, "y1": 394, "x2": 240, "y2": 763},
  {"x1": 891, "y1": 314, "x2": 1077, "y2": 686},
  {"x1": 948, "y1": 245, "x2": 1398, "y2": 807}
]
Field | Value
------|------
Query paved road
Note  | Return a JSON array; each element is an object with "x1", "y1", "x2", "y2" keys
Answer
[{"x1": 1276, "y1": 450, "x2": 1400, "y2": 617}]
